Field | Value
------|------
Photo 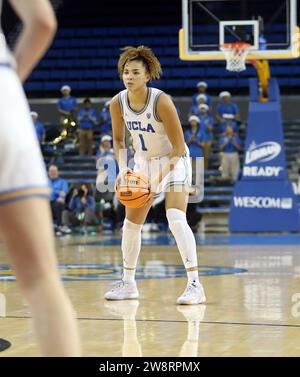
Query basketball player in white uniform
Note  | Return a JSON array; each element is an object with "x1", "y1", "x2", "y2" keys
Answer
[
  {"x1": 103, "y1": 46, "x2": 206, "y2": 304},
  {"x1": 0, "y1": 0, "x2": 80, "y2": 355}
]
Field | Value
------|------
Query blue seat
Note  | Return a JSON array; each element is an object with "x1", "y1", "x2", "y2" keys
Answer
[
  {"x1": 166, "y1": 79, "x2": 185, "y2": 89},
  {"x1": 57, "y1": 29, "x2": 75, "y2": 37},
  {"x1": 219, "y1": 78, "x2": 238, "y2": 88},
  {"x1": 39, "y1": 60, "x2": 57, "y2": 68},
  {"x1": 206, "y1": 67, "x2": 224, "y2": 77},
  {"x1": 290, "y1": 77, "x2": 300, "y2": 86},
  {"x1": 50, "y1": 70, "x2": 66, "y2": 79},
  {"x1": 66, "y1": 70, "x2": 85, "y2": 79},
  {"x1": 236, "y1": 78, "x2": 249, "y2": 88},
  {"x1": 277, "y1": 77, "x2": 291, "y2": 86},
  {"x1": 96, "y1": 80, "x2": 118, "y2": 90},
  {"x1": 70, "y1": 39, "x2": 86, "y2": 48},
  {"x1": 57, "y1": 60, "x2": 74, "y2": 68},
  {"x1": 46, "y1": 49, "x2": 63, "y2": 58},
  {"x1": 182, "y1": 79, "x2": 199, "y2": 89},
  {"x1": 52, "y1": 39, "x2": 69, "y2": 48},
  {"x1": 271, "y1": 65, "x2": 288, "y2": 75},
  {"x1": 43, "y1": 82, "x2": 62, "y2": 91},
  {"x1": 74, "y1": 28, "x2": 94, "y2": 37},
  {"x1": 31, "y1": 70, "x2": 50, "y2": 80},
  {"x1": 77, "y1": 81, "x2": 97, "y2": 90},
  {"x1": 24, "y1": 82, "x2": 44, "y2": 91},
  {"x1": 83, "y1": 69, "x2": 103, "y2": 79},
  {"x1": 205, "y1": 78, "x2": 221, "y2": 88},
  {"x1": 64, "y1": 49, "x2": 80, "y2": 58}
]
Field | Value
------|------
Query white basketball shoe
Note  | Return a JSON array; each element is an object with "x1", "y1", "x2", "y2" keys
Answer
[
  {"x1": 104, "y1": 280, "x2": 139, "y2": 301},
  {"x1": 177, "y1": 281, "x2": 206, "y2": 305}
]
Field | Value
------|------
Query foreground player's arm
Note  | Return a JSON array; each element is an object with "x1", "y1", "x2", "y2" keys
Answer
[
  {"x1": 110, "y1": 95, "x2": 128, "y2": 173},
  {"x1": 153, "y1": 94, "x2": 186, "y2": 190},
  {"x1": 9, "y1": 0, "x2": 57, "y2": 82}
]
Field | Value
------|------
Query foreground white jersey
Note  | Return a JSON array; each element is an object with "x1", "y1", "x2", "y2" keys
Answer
[
  {"x1": 0, "y1": 0, "x2": 15, "y2": 66},
  {"x1": 118, "y1": 87, "x2": 173, "y2": 160}
]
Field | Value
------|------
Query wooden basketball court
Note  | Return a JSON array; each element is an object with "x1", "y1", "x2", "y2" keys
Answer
[{"x1": 0, "y1": 233, "x2": 300, "y2": 356}]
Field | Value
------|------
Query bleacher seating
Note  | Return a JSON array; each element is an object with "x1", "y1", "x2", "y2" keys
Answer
[{"x1": 24, "y1": 20, "x2": 300, "y2": 96}]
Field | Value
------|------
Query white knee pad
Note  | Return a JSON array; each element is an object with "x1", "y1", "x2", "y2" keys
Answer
[
  {"x1": 166, "y1": 208, "x2": 198, "y2": 268},
  {"x1": 121, "y1": 218, "x2": 143, "y2": 268},
  {"x1": 166, "y1": 208, "x2": 186, "y2": 229},
  {"x1": 123, "y1": 218, "x2": 143, "y2": 232}
]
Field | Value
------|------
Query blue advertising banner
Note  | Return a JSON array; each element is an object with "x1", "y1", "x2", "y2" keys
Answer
[
  {"x1": 229, "y1": 78, "x2": 299, "y2": 232},
  {"x1": 229, "y1": 180, "x2": 299, "y2": 232}
]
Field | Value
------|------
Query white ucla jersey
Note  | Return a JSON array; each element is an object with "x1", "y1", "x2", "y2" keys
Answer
[
  {"x1": 0, "y1": 0, "x2": 15, "y2": 66},
  {"x1": 118, "y1": 87, "x2": 173, "y2": 160}
]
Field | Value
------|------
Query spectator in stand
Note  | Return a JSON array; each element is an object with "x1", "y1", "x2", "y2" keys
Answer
[
  {"x1": 96, "y1": 134, "x2": 118, "y2": 203},
  {"x1": 48, "y1": 164, "x2": 69, "y2": 235},
  {"x1": 99, "y1": 100, "x2": 112, "y2": 136},
  {"x1": 192, "y1": 81, "x2": 212, "y2": 107},
  {"x1": 189, "y1": 93, "x2": 209, "y2": 117},
  {"x1": 198, "y1": 104, "x2": 214, "y2": 169},
  {"x1": 62, "y1": 183, "x2": 98, "y2": 229},
  {"x1": 77, "y1": 97, "x2": 98, "y2": 156},
  {"x1": 57, "y1": 85, "x2": 78, "y2": 127},
  {"x1": 31, "y1": 111, "x2": 46, "y2": 145},
  {"x1": 216, "y1": 91, "x2": 240, "y2": 132},
  {"x1": 184, "y1": 115, "x2": 205, "y2": 182},
  {"x1": 219, "y1": 125, "x2": 242, "y2": 182}
]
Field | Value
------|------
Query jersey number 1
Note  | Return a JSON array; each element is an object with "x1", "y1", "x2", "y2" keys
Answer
[{"x1": 138, "y1": 134, "x2": 148, "y2": 151}]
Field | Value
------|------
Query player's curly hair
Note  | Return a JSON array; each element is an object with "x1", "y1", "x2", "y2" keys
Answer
[{"x1": 118, "y1": 45, "x2": 162, "y2": 80}]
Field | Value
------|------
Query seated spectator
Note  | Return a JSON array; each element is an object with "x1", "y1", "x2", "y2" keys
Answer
[
  {"x1": 77, "y1": 98, "x2": 98, "y2": 156},
  {"x1": 189, "y1": 93, "x2": 209, "y2": 117},
  {"x1": 59, "y1": 186, "x2": 78, "y2": 234},
  {"x1": 219, "y1": 125, "x2": 242, "y2": 182},
  {"x1": 99, "y1": 100, "x2": 112, "y2": 136},
  {"x1": 96, "y1": 134, "x2": 118, "y2": 203},
  {"x1": 57, "y1": 85, "x2": 78, "y2": 130},
  {"x1": 216, "y1": 91, "x2": 240, "y2": 132},
  {"x1": 62, "y1": 183, "x2": 98, "y2": 229},
  {"x1": 48, "y1": 164, "x2": 69, "y2": 235},
  {"x1": 184, "y1": 115, "x2": 205, "y2": 182},
  {"x1": 198, "y1": 104, "x2": 214, "y2": 169},
  {"x1": 185, "y1": 115, "x2": 205, "y2": 157},
  {"x1": 192, "y1": 81, "x2": 212, "y2": 107},
  {"x1": 31, "y1": 111, "x2": 45, "y2": 145}
]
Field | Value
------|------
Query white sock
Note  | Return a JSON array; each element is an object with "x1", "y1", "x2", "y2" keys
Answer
[
  {"x1": 166, "y1": 208, "x2": 200, "y2": 285},
  {"x1": 187, "y1": 270, "x2": 200, "y2": 284},
  {"x1": 121, "y1": 218, "x2": 143, "y2": 283}
]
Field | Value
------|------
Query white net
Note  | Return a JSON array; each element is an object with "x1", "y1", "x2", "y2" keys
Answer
[{"x1": 220, "y1": 43, "x2": 251, "y2": 72}]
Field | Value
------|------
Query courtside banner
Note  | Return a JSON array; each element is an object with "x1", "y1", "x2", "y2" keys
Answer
[
  {"x1": 230, "y1": 78, "x2": 299, "y2": 232},
  {"x1": 229, "y1": 180, "x2": 299, "y2": 232},
  {"x1": 242, "y1": 100, "x2": 287, "y2": 181}
]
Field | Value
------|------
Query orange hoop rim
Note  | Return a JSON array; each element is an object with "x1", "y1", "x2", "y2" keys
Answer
[{"x1": 220, "y1": 41, "x2": 252, "y2": 53}]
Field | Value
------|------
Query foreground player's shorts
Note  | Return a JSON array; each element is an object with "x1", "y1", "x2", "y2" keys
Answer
[{"x1": 0, "y1": 65, "x2": 50, "y2": 205}]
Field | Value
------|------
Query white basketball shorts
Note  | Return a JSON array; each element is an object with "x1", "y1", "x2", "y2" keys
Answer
[
  {"x1": 0, "y1": 65, "x2": 50, "y2": 205},
  {"x1": 133, "y1": 147, "x2": 192, "y2": 195}
]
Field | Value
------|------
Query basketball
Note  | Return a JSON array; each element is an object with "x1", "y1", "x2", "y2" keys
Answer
[{"x1": 116, "y1": 171, "x2": 150, "y2": 208}]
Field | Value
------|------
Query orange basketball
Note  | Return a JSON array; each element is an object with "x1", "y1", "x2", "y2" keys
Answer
[{"x1": 116, "y1": 171, "x2": 150, "y2": 208}]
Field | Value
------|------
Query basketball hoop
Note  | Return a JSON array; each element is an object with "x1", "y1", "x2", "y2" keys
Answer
[{"x1": 220, "y1": 42, "x2": 252, "y2": 72}]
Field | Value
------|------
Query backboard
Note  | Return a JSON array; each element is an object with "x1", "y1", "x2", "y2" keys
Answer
[{"x1": 179, "y1": 0, "x2": 300, "y2": 60}]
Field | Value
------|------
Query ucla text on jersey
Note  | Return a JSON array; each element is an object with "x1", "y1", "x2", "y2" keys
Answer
[{"x1": 126, "y1": 121, "x2": 155, "y2": 133}]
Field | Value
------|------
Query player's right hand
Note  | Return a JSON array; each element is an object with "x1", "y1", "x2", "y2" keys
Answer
[{"x1": 115, "y1": 167, "x2": 133, "y2": 188}]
